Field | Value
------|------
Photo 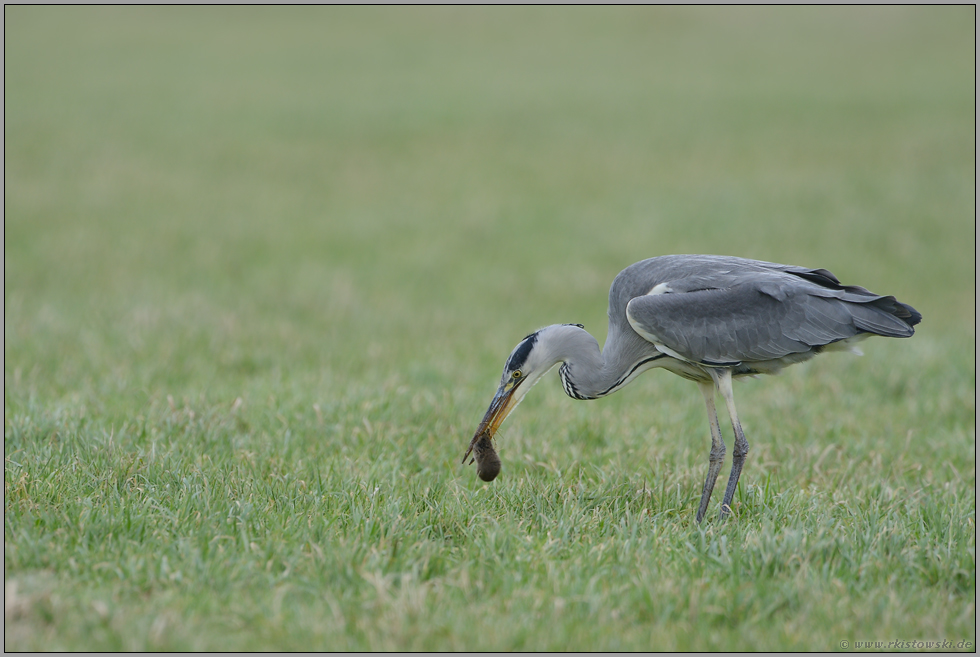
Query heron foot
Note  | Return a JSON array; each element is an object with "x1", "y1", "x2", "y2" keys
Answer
[
  {"x1": 696, "y1": 457, "x2": 724, "y2": 523},
  {"x1": 695, "y1": 379, "x2": 728, "y2": 523},
  {"x1": 718, "y1": 424, "x2": 749, "y2": 520}
]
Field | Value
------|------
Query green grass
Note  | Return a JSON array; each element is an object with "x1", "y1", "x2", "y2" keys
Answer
[{"x1": 5, "y1": 6, "x2": 975, "y2": 651}]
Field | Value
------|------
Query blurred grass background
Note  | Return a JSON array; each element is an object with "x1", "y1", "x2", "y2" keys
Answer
[{"x1": 4, "y1": 6, "x2": 975, "y2": 651}]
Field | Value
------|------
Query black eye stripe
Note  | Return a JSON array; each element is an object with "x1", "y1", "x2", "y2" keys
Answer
[{"x1": 506, "y1": 332, "x2": 538, "y2": 372}]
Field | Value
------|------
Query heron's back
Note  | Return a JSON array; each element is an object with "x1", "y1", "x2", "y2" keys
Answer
[{"x1": 607, "y1": 255, "x2": 920, "y2": 377}]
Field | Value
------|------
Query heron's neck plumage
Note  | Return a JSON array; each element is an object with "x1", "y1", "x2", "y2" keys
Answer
[{"x1": 539, "y1": 324, "x2": 665, "y2": 400}]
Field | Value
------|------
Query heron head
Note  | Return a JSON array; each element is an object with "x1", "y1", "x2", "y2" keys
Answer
[{"x1": 470, "y1": 324, "x2": 584, "y2": 441}]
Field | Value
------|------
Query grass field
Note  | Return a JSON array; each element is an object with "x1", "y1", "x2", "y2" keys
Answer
[{"x1": 4, "y1": 6, "x2": 975, "y2": 651}]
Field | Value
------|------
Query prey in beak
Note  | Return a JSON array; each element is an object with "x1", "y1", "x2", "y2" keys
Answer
[
  {"x1": 463, "y1": 328, "x2": 549, "y2": 482},
  {"x1": 461, "y1": 380, "x2": 523, "y2": 481}
]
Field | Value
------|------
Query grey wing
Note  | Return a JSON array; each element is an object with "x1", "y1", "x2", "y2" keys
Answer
[{"x1": 625, "y1": 277, "x2": 916, "y2": 366}]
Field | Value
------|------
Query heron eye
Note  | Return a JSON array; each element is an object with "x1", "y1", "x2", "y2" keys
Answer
[{"x1": 512, "y1": 370, "x2": 522, "y2": 379}]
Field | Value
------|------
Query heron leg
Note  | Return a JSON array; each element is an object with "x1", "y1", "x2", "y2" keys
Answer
[
  {"x1": 695, "y1": 380, "x2": 726, "y2": 524},
  {"x1": 711, "y1": 368, "x2": 749, "y2": 520}
]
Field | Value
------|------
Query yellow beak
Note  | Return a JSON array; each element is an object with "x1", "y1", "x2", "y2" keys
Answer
[{"x1": 462, "y1": 381, "x2": 521, "y2": 464}]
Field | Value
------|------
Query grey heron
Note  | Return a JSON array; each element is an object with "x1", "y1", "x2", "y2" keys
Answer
[{"x1": 463, "y1": 255, "x2": 921, "y2": 522}]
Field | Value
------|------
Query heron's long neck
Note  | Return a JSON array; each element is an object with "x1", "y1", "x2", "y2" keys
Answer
[{"x1": 549, "y1": 324, "x2": 661, "y2": 400}]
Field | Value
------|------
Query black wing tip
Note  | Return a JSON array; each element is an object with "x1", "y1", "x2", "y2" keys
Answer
[
  {"x1": 900, "y1": 303, "x2": 923, "y2": 328},
  {"x1": 791, "y1": 268, "x2": 922, "y2": 331},
  {"x1": 880, "y1": 297, "x2": 922, "y2": 329},
  {"x1": 853, "y1": 297, "x2": 922, "y2": 338}
]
